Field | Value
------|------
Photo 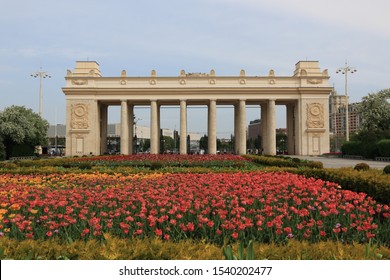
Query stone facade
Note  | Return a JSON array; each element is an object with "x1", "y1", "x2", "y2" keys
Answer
[{"x1": 62, "y1": 61, "x2": 331, "y2": 156}]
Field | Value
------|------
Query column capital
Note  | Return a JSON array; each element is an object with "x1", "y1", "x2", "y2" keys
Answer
[
  {"x1": 209, "y1": 98, "x2": 217, "y2": 102},
  {"x1": 180, "y1": 99, "x2": 187, "y2": 102},
  {"x1": 149, "y1": 99, "x2": 157, "y2": 102},
  {"x1": 120, "y1": 99, "x2": 128, "y2": 103}
]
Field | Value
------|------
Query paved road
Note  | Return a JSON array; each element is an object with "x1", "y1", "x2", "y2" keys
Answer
[{"x1": 286, "y1": 155, "x2": 389, "y2": 169}]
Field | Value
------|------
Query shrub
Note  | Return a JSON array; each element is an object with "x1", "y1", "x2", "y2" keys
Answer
[
  {"x1": 244, "y1": 155, "x2": 322, "y2": 169},
  {"x1": 384, "y1": 165, "x2": 390, "y2": 175},
  {"x1": 341, "y1": 141, "x2": 362, "y2": 156},
  {"x1": 78, "y1": 162, "x2": 92, "y2": 170},
  {"x1": 292, "y1": 157, "x2": 301, "y2": 163},
  {"x1": 307, "y1": 161, "x2": 324, "y2": 169},
  {"x1": 0, "y1": 162, "x2": 18, "y2": 169},
  {"x1": 354, "y1": 163, "x2": 370, "y2": 171},
  {"x1": 0, "y1": 136, "x2": 5, "y2": 161},
  {"x1": 377, "y1": 139, "x2": 390, "y2": 157},
  {"x1": 150, "y1": 161, "x2": 163, "y2": 170},
  {"x1": 1, "y1": 237, "x2": 389, "y2": 260}
]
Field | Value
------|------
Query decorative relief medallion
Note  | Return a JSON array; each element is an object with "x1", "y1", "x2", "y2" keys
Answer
[
  {"x1": 209, "y1": 79, "x2": 216, "y2": 85},
  {"x1": 306, "y1": 103, "x2": 324, "y2": 128},
  {"x1": 179, "y1": 79, "x2": 186, "y2": 85},
  {"x1": 71, "y1": 103, "x2": 89, "y2": 129},
  {"x1": 120, "y1": 80, "x2": 127, "y2": 85},
  {"x1": 269, "y1": 79, "x2": 275, "y2": 85},
  {"x1": 150, "y1": 79, "x2": 157, "y2": 85},
  {"x1": 71, "y1": 79, "x2": 88, "y2": 86},
  {"x1": 239, "y1": 79, "x2": 246, "y2": 85}
]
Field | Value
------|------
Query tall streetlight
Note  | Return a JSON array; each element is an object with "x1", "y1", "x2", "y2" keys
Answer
[
  {"x1": 336, "y1": 62, "x2": 356, "y2": 142},
  {"x1": 31, "y1": 67, "x2": 51, "y2": 116}
]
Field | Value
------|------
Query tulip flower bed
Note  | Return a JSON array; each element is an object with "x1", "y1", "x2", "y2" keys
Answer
[
  {"x1": 1, "y1": 171, "x2": 389, "y2": 247},
  {"x1": 79, "y1": 154, "x2": 248, "y2": 166}
]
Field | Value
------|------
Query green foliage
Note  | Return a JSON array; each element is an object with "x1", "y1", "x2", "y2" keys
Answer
[
  {"x1": 223, "y1": 240, "x2": 255, "y2": 260},
  {"x1": 0, "y1": 162, "x2": 17, "y2": 169},
  {"x1": 199, "y1": 134, "x2": 208, "y2": 152},
  {"x1": 161, "y1": 135, "x2": 174, "y2": 152},
  {"x1": 354, "y1": 162, "x2": 370, "y2": 171},
  {"x1": 384, "y1": 165, "x2": 390, "y2": 175},
  {"x1": 0, "y1": 135, "x2": 5, "y2": 161},
  {"x1": 0, "y1": 106, "x2": 49, "y2": 159},
  {"x1": 292, "y1": 157, "x2": 301, "y2": 163},
  {"x1": 307, "y1": 161, "x2": 324, "y2": 169},
  {"x1": 78, "y1": 162, "x2": 92, "y2": 170},
  {"x1": 244, "y1": 155, "x2": 323, "y2": 169},
  {"x1": 9, "y1": 143, "x2": 35, "y2": 157},
  {"x1": 150, "y1": 161, "x2": 163, "y2": 170},
  {"x1": 1, "y1": 237, "x2": 389, "y2": 260},
  {"x1": 358, "y1": 88, "x2": 390, "y2": 136},
  {"x1": 341, "y1": 141, "x2": 363, "y2": 156},
  {"x1": 364, "y1": 239, "x2": 383, "y2": 260},
  {"x1": 341, "y1": 139, "x2": 390, "y2": 159},
  {"x1": 377, "y1": 139, "x2": 390, "y2": 157}
]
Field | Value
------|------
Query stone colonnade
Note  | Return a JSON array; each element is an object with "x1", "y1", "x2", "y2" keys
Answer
[
  {"x1": 98, "y1": 98, "x2": 291, "y2": 155},
  {"x1": 63, "y1": 61, "x2": 331, "y2": 157}
]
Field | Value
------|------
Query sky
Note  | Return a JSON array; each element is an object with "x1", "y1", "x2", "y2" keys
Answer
[{"x1": 1, "y1": 0, "x2": 389, "y2": 138}]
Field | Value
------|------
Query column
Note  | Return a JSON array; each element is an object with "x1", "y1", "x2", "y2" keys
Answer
[
  {"x1": 128, "y1": 104, "x2": 134, "y2": 154},
  {"x1": 286, "y1": 103, "x2": 295, "y2": 155},
  {"x1": 208, "y1": 99, "x2": 217, "y2": 154},
  {"x1": 100, "y1": 103, "x2": 108, "y2": 155},
  {"x1": 157, "y1": 104, "x2": 161, "y2": 153},
  {"x1": 261, "y1": 103, "x2": 268, "y2": 154},
  {"x1": 94, "y1": 100, "x2": 101, "y2": 156},
  {"x1": 238, "y1": 99, "x2": 246, "y2": 155},
  {"x1": 234, "y1": 103, "x2": 239, "y2": 154},
  {"x1": 266, "y1": 99, "x2": 276, "y2": 155},
  {"x1": 150, "y1": 100, "x2": 158, "y2": 154},
  {"x1": 295, "y1": 100, "x2": 302, "y2": 155},
  {"x1": 120, "y1": 100, "x2": 129, "y2": 155},
  {"x1": 180, "y1": 99, "x2": 187, "y2": 155}
]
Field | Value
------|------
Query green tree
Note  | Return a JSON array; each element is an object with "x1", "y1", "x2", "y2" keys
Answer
[
  {"x1": 0, "y1": 106, "x2": 49, "y2": 159},
  {"x1": 162, "y1": 135, "x2": 174, "y2": 152},
  {"x1": 199, "y1": 134, "x2": 208, "y2": 152},
  {"x1": 142, "y1": 139, "x2": 150, "y2": 152},
  {"x1": 0, "y1": 135, "x2": 5, "y2": 160},
  {"x1": 358, "y1": 88, "x2": 390, "y2": 139},
  {"x1": 276, "y1": 133, "x2": 288, "y2": 154}
]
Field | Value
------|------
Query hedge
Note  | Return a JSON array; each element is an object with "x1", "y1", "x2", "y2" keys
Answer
[
  {"x1": 341, "y1": 139, "x2": 390, "y2": 158},
  {"x1": 244, "y1": 155, "x2": 323, "y2": 169},
  {"x1": 377, "y1": 139, "x2": 390, "y2": 157},
  {"x1": 1, "y1": 237, "x2": 388, "y2": 260}
]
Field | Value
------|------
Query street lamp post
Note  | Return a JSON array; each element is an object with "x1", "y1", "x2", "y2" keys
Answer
[
  {"x1": 336, "y1": 62, "x2": 356, "y2": 142},
  {"x1": 31, "y1": 67, "x2": 51, "y2": 116}
]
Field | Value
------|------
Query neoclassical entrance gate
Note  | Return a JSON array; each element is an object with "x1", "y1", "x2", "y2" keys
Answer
[{"x1": 62, "y1": 61, "x2": 331, "y2": 156}]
